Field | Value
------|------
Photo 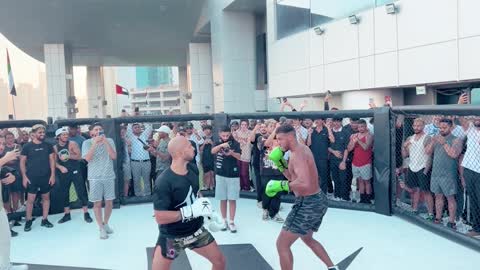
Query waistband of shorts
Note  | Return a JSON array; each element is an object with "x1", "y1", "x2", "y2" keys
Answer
[
  {"x1": 131, "y1": 159, "x2": 150, "y2": 162},
  {"x1": 296, "y1": 191, "x2": 324, "y2": 200},
  {"x1": 173, "y1": 227, "x2": 205, "y2": 240}
]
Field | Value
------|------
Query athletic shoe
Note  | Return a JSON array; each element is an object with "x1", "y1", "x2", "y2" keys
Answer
[
  {"x1": 24, "y1": 220, "x2": 33, "y2": 232},
  {"x1": 262, "y1": 210, "x2": 269, "y2": 221},
  {"x1": 84, "y1": 212, "x2": 93, "y2": 223},
  {"x1": 58, "y1": 214, "x2": 71, "y2": 224},
  {"x1": 41, "y1": 219, "x2": 54, "y2": 228},
  {"x1": 257, "y1": 201, "x2": 262, "y2": 209},
  {"x1": 10, "y1": 229, "x2": 18, "y2": 237},
  {"x1": 272, "y1": 214, "x2": 284, "y2": 223},
  {"x1": 426, "y1": 214, "x2": 435, "y2": 222},
  {"x1": 16, "y1": 205, "x2": 26, "y2": 212},
  {"x1": 104, "y1": 223, "x2": 114, "y2": 234},
  {"x1": 228, "y1": 223, "x2": 237, "y2": 233},
  {"x1": 447, "y1": 222, "x2": 457, "y2": 230},
  {"x1": 100, "y1": 228, "x2": 108, "y2": 239},
  {"x1": 13, "y1": 220, "x2": 21, "y2": 227},
  {"x1": 220, "y1": 221, "x2": 228, "y2": 231},
  {"x1": 7, "y1": 264, "x2": 29, "y2": 270},
  {"x1": 249, "y1": 187, "x2": 255, "y2": 192},
  {"x1": 328, "y1": 266, "x2": 339, "y2": 270}
]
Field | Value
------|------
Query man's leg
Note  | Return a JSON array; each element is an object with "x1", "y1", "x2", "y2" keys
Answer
[
  {"x1": 192, "y1": 241, "x2": 226, "y2": 270},
  {"x1": 411, "y1": 188, "x2": 420, "y2": 211},
  {"x1": 254, "y1": 167, "x2": 262, "y2": 202},
  {"x1": 104, "y1": 200, "x2": 113, "y2": 225},
  {"x1": 130, "y1": 162, "x2": 142, "y2": 196},
  {"x1": 220, "y1": 200, "x2": 227, "y2": 220},
  {"x1": 10, "y1": 192, "x2": 20, "y2": 212},
  {"x1": 446, "y1": 196, "x2": 457, "y2": 224},
  {"x1": 276, "y1": 229, "x2": 300, "y2": 270},
  {"x1": 435, "y1": 194, "x2": 445, "y2": 221},
  {"x1": 25, "y1": 193, "x2": 36, "y2": 221},
  {"x1": 142, "y1": 162, "x2": 152, "y2": 196},
  {"x1": 228, "y1": 200, "x2": 236, "y2": 223},
  {"x1": 41, "y1": 193, "x2": 50, "y2": 220},
  {"x1": 93, "y1": 201, "x2": 104, "y2": 228},
  {"x1": 300, "y1": 231, "x2": 334, "y2": 268},
  {"x1": 60, "y1": 173, "x2": 72, "y2": 214},
  {"x1": 152, "y1": 245, "x2": 173, "y2": 270}
]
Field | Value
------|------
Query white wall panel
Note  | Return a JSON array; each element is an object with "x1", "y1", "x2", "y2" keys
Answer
[
  {"x1": 358, "y1": 9, "x2": 375, "y2": 57},
  {"x1": 309, "y1": 65, "x2": 324, "y2": 93},
  {"x1": 458, "y1": 0, "x2": 480, "y2": 38},
  {"x1": 325, "y1": 60, "x2": 359, "y2": 91},
  {"x1": 324, "y1": 20, "x2": 358, "y2": 64},
  {"x1": 399, "y1": 41, "x2": 457, "y2": 85},
  {"x1": 374, "y1": 5, "x2": 397, "y2": 54},
  {"x1": 270, "y1": 32, "x2": 310, "y2": 74},
  {"x1": 397, "y1": 0, "x2": 457, "y2": 49},
  {"x1": 459, "y1": 36, "x2": 480, "y2": 80},
  {"x1": 375, "y1": 52, "x2": 398, "y2": 88},
  {"x1": 359, "y1": 56, "x2": 375, "y2": 89},
  {"x1": 309, "y1": 30, "x2": 324, "y2": 67}
]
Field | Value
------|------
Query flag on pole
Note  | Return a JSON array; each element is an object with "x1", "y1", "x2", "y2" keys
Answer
[
  {"x1": 6, "y1": 49, "x2": 16, "y2": 96},
  {"x1": 115, "y1": 84, "x2": 129, "y2": 96}
]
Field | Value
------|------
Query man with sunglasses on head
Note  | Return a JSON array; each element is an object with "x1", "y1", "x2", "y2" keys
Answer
[{"x1": 20, "y1": 124, "x2": 56, "y2": 232}]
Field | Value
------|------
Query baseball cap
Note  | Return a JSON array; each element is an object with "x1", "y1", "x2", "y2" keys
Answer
[
  {"x1": 55, "y1": 127, "x2": 69, "y2": 137},
  {"x1": 156, "y1": 125, "x2": 172, "y2": 134}
]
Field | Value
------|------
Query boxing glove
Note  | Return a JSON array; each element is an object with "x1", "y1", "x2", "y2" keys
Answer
[
  {"x1": 206, "y1": 211, "x2": 224, "y2": 232},
  {"x1": 265, "y1": 180, "x2": 290, "y2": 197},
  {"x1": 268, "y1": 147, "x2": 288, "y2": 172},
  {"x1": 180, "y1": 197, "x2": 213, "y2": 222}
]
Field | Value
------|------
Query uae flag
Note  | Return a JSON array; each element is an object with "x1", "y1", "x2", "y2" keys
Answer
[
  {"x1": 7, "y1": 49, "x2": 16, "y2": 96},
  {"x1": 116, "y1": 84, "x2": 129, "y2": 96}
]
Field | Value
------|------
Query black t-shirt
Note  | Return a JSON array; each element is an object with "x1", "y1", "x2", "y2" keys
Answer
[
  {"x1": 259, "y1": 141, "x2": 284, "y2": 177},
  {"x1": 251, "y1": 133, "x2": 262, "y2": 168},
  {"x1": 310, "y1": 127, "x2": 330, "y2": 160},
  {"x1": 21, "y1": 141, "x2": 54, "y2": 177},
  {"x1": 330, "y1": 128, "x2": 350, "y2": 160},
  {"x1": 153, "y1": 163, "x2": 203, "y2": 237},
  {"x1": 201, "y1": 137, "x2": 214, "y2": 167},
  {"x1": 214, "y1": 139, "x2": 241, "y2": 178}
]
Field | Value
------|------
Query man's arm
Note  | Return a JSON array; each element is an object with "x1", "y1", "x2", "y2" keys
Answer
[
  {"x1": 49, "y1": 152, "x2": 56, "y2": 178},
  {"x1": 306, "y1": 131, "x2": 312, "y2": 147},
  {"x1": 327, "y1": 126, "x2": 335, "y2": 143},
  {"x1": 425, "y1": 137, "x2": 436, "y2": 156},
  {"x1": 83, "y1": 140, "x2": 97, "y2": 162},
  {"x1": 154, "y1": 210, "x2": 182, "y2": 225},
  {"x1": 105, "y1": 139, "x2": 117, "y2": 160},
  {"x1": 69, "y1": 142, "x2": 82, "y2": 160},
  {"x1": 19, "y1": 155, "x2": 27, "y2": 178},
  {"x1": 444, "y1": 138, "x2": 463, "y2": 159},
  {"x1": 401, "y1": 136, "x2": 412, "y2": 158},
  {"x1": 211, "y1": 143, "x2": 228, "y2": 154},
  {"x1": 357, "y1": 133, "x2": 373, "y2": 150},
  {"x1": 347, "y1": 135, "x2": 357, "y2": 152}
]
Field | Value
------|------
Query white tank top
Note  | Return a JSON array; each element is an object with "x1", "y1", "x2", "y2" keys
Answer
[{"x1": 408, "y1": 134, "x2": 430, "y2": 172}]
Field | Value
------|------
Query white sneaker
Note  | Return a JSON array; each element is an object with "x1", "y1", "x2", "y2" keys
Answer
[
  {"x1": 328, "y1": 266, "x2": 339, "y2": 270},
  {"x1": 7, "y1": 264, "x2": 28, "y2": 270},
  {"x1": 262, "y1": 210, "x2": 269, "y2": 221},
  {"x1": 100, "y1": 228, "x2": 108, "y2": 239},
  {"x1": 257, "y1": 201, "x2": 262, "y2": 209},
  {"x1": 228, "y1": 222, "x2": 237, "y2": 233},
  {"x1": 16, "y1": 205, "x2": 26, "y2": 213},
  {"x1": 272, "y1": 214, "x2": 284, "y2": 223},
  {"x1": 104, "y1": 223, "x2": 114, "y2": 234},
  {"x1": 220, "y1": 220, "x2": 228, "y2": 231}
]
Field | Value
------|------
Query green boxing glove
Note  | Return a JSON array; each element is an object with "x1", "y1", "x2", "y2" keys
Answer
[
  {"x1": 268, "y1": 147, "x2": 288, "y2": 172},
  {"x1": 265, "y1": 180, "x2": 290, "y2": 197}
]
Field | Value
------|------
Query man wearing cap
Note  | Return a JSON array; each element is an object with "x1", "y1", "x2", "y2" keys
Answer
[
  {"x1": 127, "y1": 123, "x2": 153, "y2": 197},
  {"x1": 152, "y1": 126, "x2": 172, "y2": 177},
  {"x1": 54, "y1": 128, "x2": 92, "y2": 224},
  {"x1": 20, "y1": 124, "x2": 56, "y2": 232}
]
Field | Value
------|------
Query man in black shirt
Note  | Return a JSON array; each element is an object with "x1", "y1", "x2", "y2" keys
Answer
[
  {"x1": 54, "y1": 128, "x2": 92, "y2": 224},
  {"x1": 250, "y1": 123, "x2": 267, "y2": 206},
  {"x1": 329, "y1": 118, "x2": 351, "y2": 201},
  {"x1": 306, "y1": 119, "x2": 334, "y2": 194},
  {"x1": 152, "y1": 136, "x2": 225, "y2": 270},
  {"x1": 20, "y1": 124, "x2": 56, "y2": 232},
  {"x1": 212, "y1": 126, "x2": 242, "y2": 233},
  {"x1": 200, "y1": 125, "x2": 215, "y2": 191}
]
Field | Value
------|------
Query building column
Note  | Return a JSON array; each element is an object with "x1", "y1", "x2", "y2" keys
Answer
[
  {"x1": 209, "y1": 6, "x2": 256, "y2": 113},
  {"x1": 178, "y1": 66, "x2": 189, "y2": 114},
  {"x1": 189, "y1": 43, "x2": 214, "y2": 114},
  {"x1": 86, "y1": 66, "x2": 106, "y2": 118},
  {"x1": 44, "y1": 44, "x2": 75, "y2": 119}
]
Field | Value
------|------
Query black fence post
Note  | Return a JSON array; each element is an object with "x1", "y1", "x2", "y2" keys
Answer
[{"x1": 373, "y1": 107, "x2": 393, "y2": 216}]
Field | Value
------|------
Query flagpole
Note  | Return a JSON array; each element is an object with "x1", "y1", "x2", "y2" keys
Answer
[{"x1": 11, "y1": 94, "x2": 16, "y2": 119}]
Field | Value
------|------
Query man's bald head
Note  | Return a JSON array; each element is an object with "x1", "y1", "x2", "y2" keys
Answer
[{"x1": 168, "y1": 136, "x2": 195, "y2": 161}]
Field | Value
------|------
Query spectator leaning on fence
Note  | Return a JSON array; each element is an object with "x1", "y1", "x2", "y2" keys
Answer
[
  {"x1": 200, "y1": 125, "x2": 215, "y2": 191},
  {"x1": 459, "y1": 116, "x2": 480, "y2": 237},
  {"x1": 127, "y1": 123, "x2": 153, "y2": 197},
  {"x1": 307, "y1": 118, "x2": 334, "y2": 195},
  {"x1": 401, "y1": 118, "x2": 434, "y2": 219},
  {"x1": 425, "y1": 118, "x2": 463, "y2": 230},
  {"x1": 329, "y1": 117, "x2": 351, "y2": 201},
  {"x1": 153, "y1": 126, "x2": 172, "y2": 178}
]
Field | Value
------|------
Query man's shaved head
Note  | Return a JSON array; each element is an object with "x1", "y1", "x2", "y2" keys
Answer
[{"x1": 168, "y1": 136, "x2": 195, "y2": 161}]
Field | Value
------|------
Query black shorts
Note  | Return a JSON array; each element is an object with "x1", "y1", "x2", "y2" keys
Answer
[
  {"x1": 283, "y1": 192, "x2": 328, "y2": 235},
  {"x1": 203, "y1": 165, "x2": 214, "y2": 173},
  {"x1": 26, "y1": 175, "x2": 52, "y2": 195},
  {"x1": 406, "y1": 168, "x2": 430, "y2": 191},
  {"x1": 156, "y1": 227, "x2": 214, "y2": 260},
  {"x1": 2, "y1": 184, "x2": 10, "y2": 203}
]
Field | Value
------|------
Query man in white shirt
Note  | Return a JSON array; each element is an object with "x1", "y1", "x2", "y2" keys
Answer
[
  {"x1": 460, "y1": 117, "x2": 480, "y2": 237},
  {"x1": 127, "y1": 123, "x2": 153, "y2": 197}
]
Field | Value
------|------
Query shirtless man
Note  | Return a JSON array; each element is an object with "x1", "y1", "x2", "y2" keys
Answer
[{"x1": 265, "y1": 124, "x2": 338, "y2": 270}]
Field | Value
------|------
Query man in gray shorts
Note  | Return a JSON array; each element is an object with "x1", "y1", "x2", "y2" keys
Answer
[
  {"x1": 266, "y1": 124, "x2": 339, "y2": 270},
  {"x1": 82, "y1": 123, "x2": 117, "y2": 239},
  {"x1": 425, "y1": 118, "x2": 462, "y2": 229},
  {"x1": 211, "y1": 126, "x2": 242, "y2": 233}
]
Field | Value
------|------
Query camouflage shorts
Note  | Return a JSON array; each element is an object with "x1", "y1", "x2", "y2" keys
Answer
[
  {"x1": 283, "y1": 192, "x2": 328, "y2": 235},
  {"x1": 157, "y1": 227, "x2": 215, "y2": 260}
]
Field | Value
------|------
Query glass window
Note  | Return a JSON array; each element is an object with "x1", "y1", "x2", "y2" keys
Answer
[{"x1": 275, "y1": 0, "x2": 310, "y2": 40}]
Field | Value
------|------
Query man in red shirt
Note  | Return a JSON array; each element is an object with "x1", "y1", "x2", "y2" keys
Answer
[{"x1": 347, "y1": 119, "x2": 373, "y2": 203}]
